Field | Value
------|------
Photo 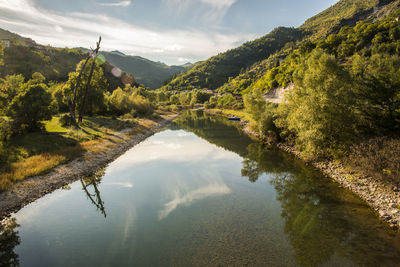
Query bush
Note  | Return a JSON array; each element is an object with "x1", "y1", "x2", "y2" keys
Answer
[
  {"x1": 347, "y1": 137, "x2": 400, "y2": 184},
  {"x1": 132, "y1": 95, "x2": 154, "y2": 116},
  {"x1": 7, "y1": 83, "x2": 52, "y2": 134}
]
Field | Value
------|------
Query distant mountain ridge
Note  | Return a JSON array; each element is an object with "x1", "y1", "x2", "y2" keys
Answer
[
  {"x1": 0, "y1": 28, "x2": 189, "y2": 90},
  {"x1": 100, "y1": 51, "x2": 189, "y2": 89}
]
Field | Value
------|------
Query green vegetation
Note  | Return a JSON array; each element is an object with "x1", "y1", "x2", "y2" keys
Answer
[
  {"x1": 188, "y1": 0, "x2": 400, "y2": 185},
  {"x1": 300, "y1": 0, "x2": 379, "y2": 38},
  {"x1": 0, "y1": 35, "x2": 167, "y2": 190}
]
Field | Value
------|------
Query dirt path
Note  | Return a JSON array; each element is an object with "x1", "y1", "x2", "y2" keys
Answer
[{"x1": 0, "y1": 114, "x2": 178, "y2": 220}]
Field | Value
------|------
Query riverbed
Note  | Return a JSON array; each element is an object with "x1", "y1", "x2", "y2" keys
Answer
[{"x1": 1, "y1": 110, "x2": 400, "y2": 266}]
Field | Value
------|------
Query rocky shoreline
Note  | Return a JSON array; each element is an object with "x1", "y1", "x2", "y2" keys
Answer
[{"x1": 0, "y1": 114, "x2": 178, "y2": 221}]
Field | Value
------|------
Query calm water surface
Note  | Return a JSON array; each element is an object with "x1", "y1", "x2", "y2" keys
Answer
[{"x1": 1, "y1": 111, "x2": 400, "y2": 266}]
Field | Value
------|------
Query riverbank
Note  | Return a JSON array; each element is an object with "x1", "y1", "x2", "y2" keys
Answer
[
  {"x1": 0, "y1": 114, "x2": 178, "y2": 220},
  {"x1": 206, "y1": 109, "x2": 400, "y2": 229}
]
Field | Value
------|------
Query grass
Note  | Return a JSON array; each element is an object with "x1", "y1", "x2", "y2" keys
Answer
[
  {"x1": 0, "y1": 145, "x2": 84, "y2": 191},
  {"x1": 0, "y1": 114, "x2": 139, "y2": 191}
]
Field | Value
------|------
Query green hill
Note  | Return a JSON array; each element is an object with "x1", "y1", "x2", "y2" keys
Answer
[
  {"x1": 0, "y1": 29, "x2": 186, "y2": 90},
  {"x1": 100, "y1": 51, "x2": 188, "y2": 89},
  {"x1": 160, "y1": 27, "x2": 305, "y2": 91},
  {"x1": 216, "y1": 0, "x2": 400, "y2": 95}
]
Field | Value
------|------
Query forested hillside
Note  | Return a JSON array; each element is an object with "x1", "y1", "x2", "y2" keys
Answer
[
  {"x1": 217, "y1": 0, "x2": 400, "y2": 95},
  {"x1": 101, "y1": 51, "x2": 187, "y2": 89},
  {"x1": 160, "y1": 27, "x2": 305, "y2": 91}
]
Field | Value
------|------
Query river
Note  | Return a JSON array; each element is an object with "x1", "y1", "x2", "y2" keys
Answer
[{"x1": 1, "y1": 110, "x2": 400, "y2": 266}]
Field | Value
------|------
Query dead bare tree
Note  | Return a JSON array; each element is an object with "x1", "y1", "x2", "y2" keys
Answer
[
  {"x1": 68, "y1": 57, "x2": 90, "y2": 126},
  {"x1": 78, "y1": 36, "x2": 102, "y2": 124},
  {"x1": 67, "y1": 36, "x2": 101, "y2": 126}
]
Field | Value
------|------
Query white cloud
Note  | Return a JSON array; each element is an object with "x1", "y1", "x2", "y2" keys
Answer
[
  {"x1": 54, "y1": 25, "x2": 63, "y2": 33},
  {"x1": 98, "y1": 0, "x2": 131, "y2": 7},
  {"x1": 0, "y1": 0, "x2": 253, "y2": 65},
  {"x1": 200, "y1": 0, "x2": 236, "y2": 8},
  {"x1": 162, "y1": 0, "x2": 237, "y2": 25}
]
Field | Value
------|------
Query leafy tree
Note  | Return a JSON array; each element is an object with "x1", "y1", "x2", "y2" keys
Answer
[
  {"x1": 64, "y1": 58, "x2": 107, "y2": 119},
  {"x1": 0, "y1": 74, "x2": 24, "y2": 114},
  {"x1": 244, "y1": 89, "x2": 277, "y2": 138},
  {"x1": 7, "y1": 81, "x2": 52, "y2": 134},
  {"x1": 351, "y1": 54, "x2": 400, "y2": 134},
  {"x1": 108, "y1": 87, "x2": 133, "y2": 115},
  {"x1": 275, "y1": 50, "x2": 356, "y2": 157}
]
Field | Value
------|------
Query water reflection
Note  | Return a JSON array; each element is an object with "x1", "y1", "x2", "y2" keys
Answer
[
  {"x1": 1, "y1": 110, "x2": 400, "y2": 266},
  {"x1": 0, "y1": 218, "x2": 20, "y2": 267},
  {"x1": 159, "y1": 182, "x2": 231, "y2": 220},
  {"x1": 177, "y1": 111, "x2": 400, "y2": 266},
  {"x1": 80, "y1": 170, "x2": 106, "y2": 218},
  {"x1": 239, "y1": 142, "x2": 400, "y2": 266}
]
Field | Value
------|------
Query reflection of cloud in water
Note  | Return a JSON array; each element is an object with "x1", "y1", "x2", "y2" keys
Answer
[
  {"x1": 177, "y1": 132, "x2": 190, "y2": 137},
  {"x1": 103, "y1": 182, "x2": 134, "y2": 188},
  {"x1": 166, "y1": 143, "x2": 183, "y2": 150},
  {"x1": 158, "y1": 183, "x2": 231, "y2": 220},
  {"x1": 108, "y1": 130, "x2": 240, "y2": 173}
]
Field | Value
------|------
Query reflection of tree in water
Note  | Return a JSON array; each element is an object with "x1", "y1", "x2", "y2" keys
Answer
[
  {"x1": 81, "y1": 170, "x2": 106, "y2": 218},
  {"x1": 172, "y1": 110, "x2": 253, "y2": 157},
  {"x1": 0, "y1": 218, "x2": 20, "y2": 267},
  {"x1": 241, "y1": 143, "x2": 400, "y2": 266}
]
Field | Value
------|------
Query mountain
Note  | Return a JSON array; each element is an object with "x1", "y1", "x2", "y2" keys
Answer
[
  {"x1": 0, "y1": 29, "x2": 186, "y2": 90},
  {"x1": 216, "y1": 0, "x2": 400, "y2": 95},
  {"x1": 160, "y1": 27, "x2": 305, "y2": 91},
  {"x1": 0, "y1": 28, "x2": 35, "y2": 46},
  {"x1": 161, "y1": 0, "x2": 400, "y2": 93},
  {"x1": 100, "y1": 51, "x2": 188, "y2": 89}
]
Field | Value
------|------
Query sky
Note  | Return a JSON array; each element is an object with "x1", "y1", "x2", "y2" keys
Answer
[{"x1": 0, "y1": 0, "x2": 338, "y2": 65}]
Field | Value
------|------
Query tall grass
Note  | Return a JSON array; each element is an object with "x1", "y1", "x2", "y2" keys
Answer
[{"x1": 0, "y1": 146, "x2": 83, "y2": 191}]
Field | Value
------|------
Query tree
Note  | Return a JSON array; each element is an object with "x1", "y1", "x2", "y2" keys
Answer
[
  {"x1": 8, "y1": 82, "x2": 52, "y2": 134},
  {"x1": 64, "y1": 57, "x2": 107, "y2": 120},
  {"x1": 0, "y1": 42, "x2": 4, "y2": 67},
  {"x1": 351, "y1": 54, "x2": 400, "y2": 134},
  {"x1": 67, "y1": 37, "x2": 102, "y2": 125},
  {"x1": 78, "y1": 37, "x2": 102, "y2": 123},
  {"x1": 275, "y1": 50, "x2": 356, "y2": 157},
  {"x1": 0, "y1": 74, "x2": 24, "y2": 114}
]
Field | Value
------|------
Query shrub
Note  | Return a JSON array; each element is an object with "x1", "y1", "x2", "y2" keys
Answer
[
  {"x1": 347, "y1": 137, "x2": 400, "y2": 184},
  {"x1": 132, "y1": 95, "x2": 154, "y2": 115}
]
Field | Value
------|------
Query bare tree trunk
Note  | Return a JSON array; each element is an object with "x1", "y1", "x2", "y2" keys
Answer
[
  {"x1": 69, "y1": 57, "x2": 90, "y2": 126},
  {"x1": 78, "y1": 59, "x2": 96, "y2": 123},
  {"x1": 77, "y1": 37, "x2": 102, "y2": 124}
]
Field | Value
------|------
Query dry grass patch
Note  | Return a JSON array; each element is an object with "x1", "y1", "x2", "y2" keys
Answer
[{"x1": 0, "y1": 146, "x2": 83, "y2": 191}]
